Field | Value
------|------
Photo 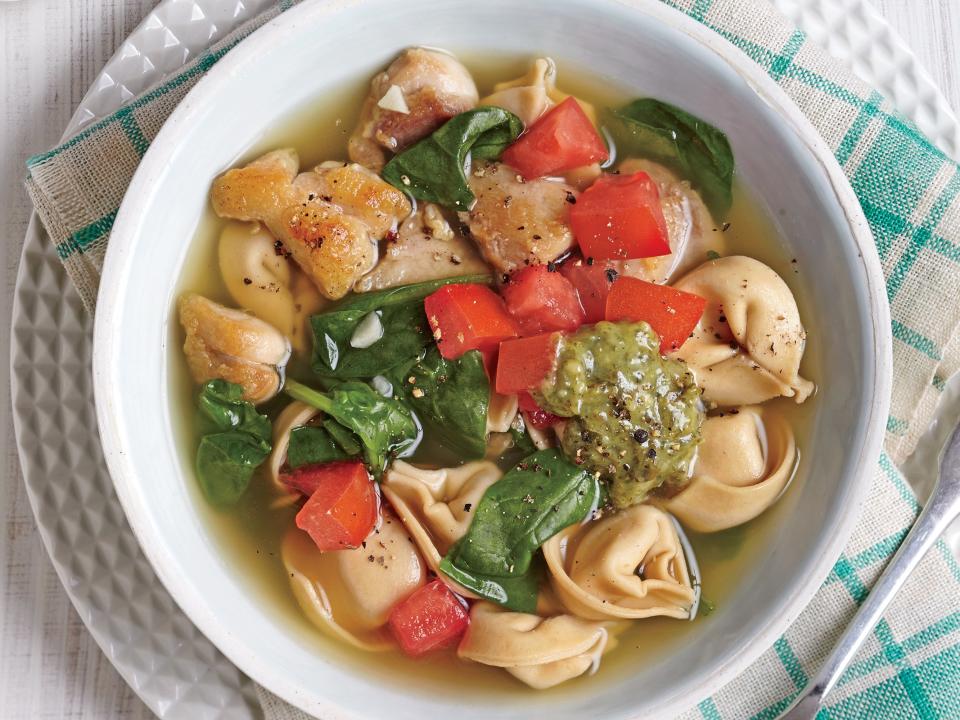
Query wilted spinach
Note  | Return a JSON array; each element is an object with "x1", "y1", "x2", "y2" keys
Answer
[
  {"x1": 197, "y1": 378, "x2": 270, "y2": 440},
  {"x1": 284, "y1": 379, "x2": 421, "y2": 476},
  {"x1": 509, "y1": 415, "x2": 537, "y2": 456},
  {"x1": 310, "y1": 274, "x2": 492, "y2": 380},
  {"x1": 389, "y1": 347, "x2": 489, "y2": 460},
  {"x1": 605, "y1": 98, "x2": 734, "y2": 218},
  {"x1": 382, "y1": 106, "x2": 523, "y2": 209},
  {"x1": 286, "y1": 426, "x2": 350, "y2": 468},
  {"x1": 194, "y1": 380, "x2": 272, "y2": 505},
  {"x1": 439, "y1": 554, "x2": 542, "y2": 614},
  {"x1": 323, "y1": 419, "x2": 362, "y2": 456},
  {"x1": 439, "y1": 449, "x2": 600, "y2": 611}
]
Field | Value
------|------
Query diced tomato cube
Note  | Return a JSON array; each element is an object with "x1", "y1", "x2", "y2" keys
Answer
[
  {"x1": 501, "y1": 265, "x2": 586, "y2": 335},
  {"x1": 424, "y1": 284, "x2": 519, "y2": 360},
  {"x1": 293, "y1": 460, "x2": 378, "y2": 551},
  {"x1": 502, "y1": 97, "x2": 609, "y2": 179},
  {"x1": 388, "y1": 579, "x2": 469, "y2": 657},
  {"x1": 495, "y1": 333, "x2": 559, "y2": 395},
  {"x1": 605, "y1": 276, "x2": 707, "y2": 353},
  {"x1": 559, "y1": 257, "x2": 617, "y2": 324},
  {"x1": 570, "y1": 172, "x2": 670, "y2": 261},
  {"x1": 517, "y1": 392, "x2": 562, "y2": 429},
  {"x1": 281, "y1": 463, "x2": 325, "y2": 498}
]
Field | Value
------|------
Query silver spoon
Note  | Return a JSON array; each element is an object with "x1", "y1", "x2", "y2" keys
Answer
[{"x1": 779, "y1": 422, "x2": 960, "y2": 719}]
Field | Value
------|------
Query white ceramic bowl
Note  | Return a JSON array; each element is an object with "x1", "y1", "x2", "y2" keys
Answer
[{"x1": 94, "y1": 0, "x2": 892, "y2": 717}]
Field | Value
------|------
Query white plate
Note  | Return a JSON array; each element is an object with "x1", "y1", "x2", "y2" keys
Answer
[{"x1": 9, "y1": 0, "x2": 959, "y2": 718}]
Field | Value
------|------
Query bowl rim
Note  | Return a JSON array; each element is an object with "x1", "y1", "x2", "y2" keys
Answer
[{"x1": 92, "y1": 0, "x2": 893, "y2": 717}]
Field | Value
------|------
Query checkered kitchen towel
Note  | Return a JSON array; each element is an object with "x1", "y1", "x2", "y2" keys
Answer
[{"x1": 23, "y1": 0, "x2": 960, "y2": 717}]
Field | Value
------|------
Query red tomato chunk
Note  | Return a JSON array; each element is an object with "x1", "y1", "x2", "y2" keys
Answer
[
  {"x1": 388, "y1": 579, "x2": 469, "y2": 657},
  {"x1": 559, "y1": 257, "x2": 617, "y2": 324},
  {"x1": 570, "y1": 172, "x2": 670, "y2": 261},
  {"x1": 293, "y1": 461, "x2": 378, "y2": 551},
  {"x1": 501, "y1": 265, "x2": 586, "y2": 335},
  {"x1": 501, "y1": 97, "x2": 608, "y2": 179},
  {"x1": 605, "y1": 276, "x2": 707, "y2": 353},
  {"x1": 518, "y1": 391, "x2": 562, "y2": 429},
  {"x1": 495, "y1": 333, "x2": 559, "y2": 395},
  {"x1": 424, "y1": 284, "x2": 519, "y2": 360}
]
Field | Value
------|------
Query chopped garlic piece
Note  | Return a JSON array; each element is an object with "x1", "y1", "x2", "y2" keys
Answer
[
  {"x1": 350, "y1": 310, "x2": 384, "y2": 348},
  {"x1": 377, "y1": 84, "x2": 410, "y2": 114}
]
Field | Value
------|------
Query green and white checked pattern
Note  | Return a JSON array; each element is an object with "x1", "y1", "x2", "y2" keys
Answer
[{"x1": 23, "y1": 0, "x2": 960, "y2": 718}]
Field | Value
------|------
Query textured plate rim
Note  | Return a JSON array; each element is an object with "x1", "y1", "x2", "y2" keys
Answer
[{"x1": 90, "y1": 0, "x2": 891, "y2": 717}]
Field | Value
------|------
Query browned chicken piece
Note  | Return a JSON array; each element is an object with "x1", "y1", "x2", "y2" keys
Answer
[
  {"x1": 303, "y1": 162, "x2": 412, "y2": 237},
  {"x1": 179, "y1": 293, "x2": 290, "y2": 404},
  {"x1": 460, "y1": 162, "x2": 577, "y2": 272},
  {"x1": 280, "y1": 201, "x2": 379, "y2": 300},
  {"x1": 210, "y1": 151, "x2": 411, "y2": 299},
  {"x1": 348, "y1": 48, "x2": 479, "y2": 171},
  {"x1": 210, "y1": 149, "x2": 300, "y2": 238},
  {"x1": 356, "y1": 203, "x2": 489, "y2": 292}
]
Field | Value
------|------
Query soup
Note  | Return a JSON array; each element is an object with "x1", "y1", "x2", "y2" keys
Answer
[{"x1": 172, "y1": 49, "x2": 817, "y2": 692}]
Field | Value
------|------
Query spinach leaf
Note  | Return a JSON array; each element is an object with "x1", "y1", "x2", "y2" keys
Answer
[
  {"x1": 287, "y1": 426, "x2": 350, "y2": 468},
  {"x1": 444, "y1": 449, "x2": 599, "y2": 578},
  {"x1": 197, "y1": 378, "x2": 270, "y2": 442},
  {"x1": 310, "y1": 274, "x2": 492, "y2": 380},
  {"x1": 439, "y1": 553, "x2": 542, "y2": 613},
  {"x1": 194, "y1": 380, "x2": 272, "y2": 505},
  {"x1": 509, "y1": 415, "x2": 537, "y2": 456},
  {"x1": 382, "y1": 107, "x2": 523, "y2": 209},
  {"x1": 334, "y1": 274, "x2": 494, "y2": 314},
  {"x1": 284, "y1": 379, "x2": 421, "y2": 476},
  {"x1": 196, "y1": 433, "x2": 271, "y2": 505},
  {"x1": 606, "y1": 98, "x2": 734, "y2": 218},
  {"x1": 311, "y1": 302, "x2": 427, "y2": 379},
  {"x1": 389, "y1": 347, "x2": 489, "y2": 460},
  {"x1": 323, "y1": 419, "x2": 362, "y2": 456}
]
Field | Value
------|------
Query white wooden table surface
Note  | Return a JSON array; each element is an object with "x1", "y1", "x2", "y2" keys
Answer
[{"x1": 0, "y1": 1, "x2": 957, "y2": 718}]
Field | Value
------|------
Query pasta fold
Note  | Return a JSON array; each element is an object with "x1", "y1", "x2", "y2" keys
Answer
[
  {"x1": 457, "y1": 601, "x2": 615, "y2": 689},
  {"x1": 543, "y1": 505, "x2": 695, "y2": 620},
  {"x1": 281, "y1": 513, "x2": 426, "y2": 651},
  {"x1": 382, "y1": 461, "x2": 501, "y2": 587},
  {"x1": 661, "y1": 406, "x2": 797, "y2": 532},
  {"x1": 671, "y1": 256, "x2": 814, "y2": 406}
]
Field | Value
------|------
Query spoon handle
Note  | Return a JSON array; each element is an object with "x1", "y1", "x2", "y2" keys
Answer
[{"x1": 780, "y1": 424, "x2": 960, "y2": 719}]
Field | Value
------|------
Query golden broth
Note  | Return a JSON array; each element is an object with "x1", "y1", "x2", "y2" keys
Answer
[{"x1": 170, "y1": 55, "x2": 820, "y2": 697}]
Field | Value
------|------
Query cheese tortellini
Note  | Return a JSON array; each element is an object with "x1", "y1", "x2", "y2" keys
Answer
[
  {"x1": 478, "y1": 57, "x2": 596, "y2": 128},
  {"x1": 282, "y1": 514, "x2": 425, "y2": 651},
  {"x1": 661, "y1": 406, "x2": 797, "y2": 533},
  {"x1": 457, "y1": 602, "x2": 616, "y2": 689},
  {"x1": 382, "y1": 461, "x2": 501, "y2": 580},
  {"x1": 671, "y1": 256, "x2": 815, "y2": 406},
  {"x1": 218, "y1": 221, "x2": 325, "y2": 353},
  {"x1": 543, "y1": 505, "x2": 696, "y2": 620}
]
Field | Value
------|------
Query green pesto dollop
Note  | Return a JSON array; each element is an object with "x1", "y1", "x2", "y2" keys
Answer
[{"x1": 535, "y1": 321, "x2": 703, "y2": 509}]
